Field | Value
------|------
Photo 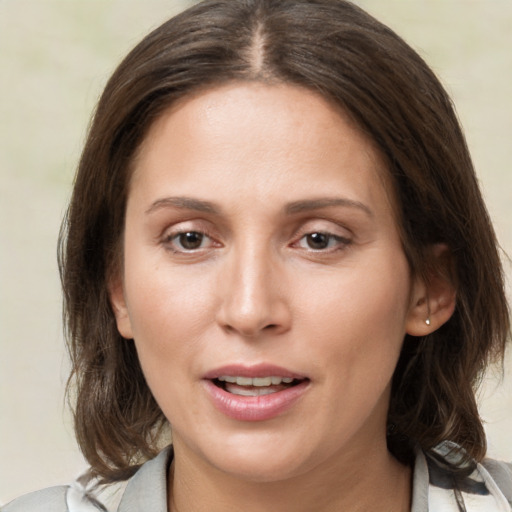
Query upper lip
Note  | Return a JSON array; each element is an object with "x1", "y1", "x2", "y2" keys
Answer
[{"x1": 203, "y1": 363, "x2": 308, "y2": 380}]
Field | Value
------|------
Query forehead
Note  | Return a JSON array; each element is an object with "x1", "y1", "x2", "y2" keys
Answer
[
  {"x1": 130, "y1": 81, "x2": 396, "y2": 215},
  {"x1": 138, "y1": 82, "x2": 372, "y2": 154}
]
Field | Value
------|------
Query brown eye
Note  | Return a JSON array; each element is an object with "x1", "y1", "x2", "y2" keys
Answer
[
  {"x1": 305, "y1": 232, "x2": 330, "y2": 250},
  {"x1": 174, "y1": 231, "x2": 206, "y2": 250},
  {"x1": 296, "y1": 232, "x2": 350, "y2": 251}
]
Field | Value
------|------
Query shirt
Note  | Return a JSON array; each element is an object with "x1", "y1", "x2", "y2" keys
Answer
[{"x1": 4, "y1": 443, "x2": 512, "y2": 511}]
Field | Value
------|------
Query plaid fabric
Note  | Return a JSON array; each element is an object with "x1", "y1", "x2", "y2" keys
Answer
[{"x1": 414, "y1": 443, "x2": 512, "y2": 511}]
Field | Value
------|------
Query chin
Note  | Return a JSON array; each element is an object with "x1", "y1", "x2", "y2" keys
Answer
[
  {"x1": 188, "y1": 429, "x2": 324, "y2": 483},
  {"x1": 213, "y1": 453, "x2": 310, "y2": 483}
]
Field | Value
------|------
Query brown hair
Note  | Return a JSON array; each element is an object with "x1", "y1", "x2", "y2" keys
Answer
[{"x1": 59, "y1": 0, "x2": 510, "y2": 481}]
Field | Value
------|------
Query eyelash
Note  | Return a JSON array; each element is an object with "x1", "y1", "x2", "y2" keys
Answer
[
  {"x1": 163, "y1": 229, "x2": 218, "y2": 253},
  {"x1": 162, "y1": 228, "x2": 351, "y2": 255},
  {"x1": 294, "y1": 231, "x2": 351, "y2": 252}
]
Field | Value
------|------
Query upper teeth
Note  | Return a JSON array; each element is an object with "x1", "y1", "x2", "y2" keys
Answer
[{"x1": 217, "y1": 376, "x2": 294, "y2": 386}]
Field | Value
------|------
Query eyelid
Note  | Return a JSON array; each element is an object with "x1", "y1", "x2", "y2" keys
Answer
[
  {"x1": 293, "y1": 232, "x2": 352, "y2": 252},
  {"x1": 159, "y1": 218, "x2": 353, "y2": 253},
  {"x1": 167, "y1": 231, "x2": 210, "y2": 248},
  {"x1": 291, "y1": 218, "x2": 353, "y2": 239},
  {"x1": 289, "y1": 219, "x2": 354, "y2": 253},
  {"x1": 160, "y1": 221, "x2": 222, "y2": 253}
]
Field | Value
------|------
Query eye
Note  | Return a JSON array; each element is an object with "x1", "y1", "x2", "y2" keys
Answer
[
  {"x1": 166, "y1": 231, "x2": 213, "y2": 252},
  {"x1": 297, "y1": 232, "x2": 350, "y2": 251}
]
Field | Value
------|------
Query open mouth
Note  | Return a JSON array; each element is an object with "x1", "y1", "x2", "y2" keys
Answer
[
  {"x1": 204, "y1": 370, "x2": 310, "y2": 420},
  {"x1": 212, "y1": 376, "x2": 307, "y2": 397}
]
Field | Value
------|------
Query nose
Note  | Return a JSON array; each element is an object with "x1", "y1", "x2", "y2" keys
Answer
[{"x1": 215, "y1": 246, "x2": 291, "y2": 338}]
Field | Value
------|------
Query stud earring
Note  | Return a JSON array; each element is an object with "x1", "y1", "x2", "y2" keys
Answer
[{"x1": 425, "y1": 318, "x2": 431, "y2": 326}]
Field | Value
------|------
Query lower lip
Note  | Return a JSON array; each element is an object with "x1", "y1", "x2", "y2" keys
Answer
[{"x1": 203, "y1": 380, "x2": 309, "y2": 422}]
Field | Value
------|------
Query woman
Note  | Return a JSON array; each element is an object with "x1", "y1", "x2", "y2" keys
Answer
[{"x1": 5, "y1": 0, "x2": 511, "y2": 510}]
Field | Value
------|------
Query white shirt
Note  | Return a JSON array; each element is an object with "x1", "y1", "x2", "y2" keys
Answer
[{"x1": 4, "y1": 443, "x2": 512, "y2": 511}]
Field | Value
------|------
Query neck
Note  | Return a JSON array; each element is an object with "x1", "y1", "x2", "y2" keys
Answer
[{"x1": 168, "y1": 439, "x2": 412, "y2": 512}]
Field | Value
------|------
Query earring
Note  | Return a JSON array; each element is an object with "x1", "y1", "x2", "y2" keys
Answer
[{"x1": 425, "y1": 318, "x2": 431, "y2": 326}]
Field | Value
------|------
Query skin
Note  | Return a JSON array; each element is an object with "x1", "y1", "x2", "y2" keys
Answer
[{"x1": 111, "y1": 82, "x2": 455, "y2": 511}]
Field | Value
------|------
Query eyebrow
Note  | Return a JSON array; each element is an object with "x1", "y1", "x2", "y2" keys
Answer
[
  {"x1": 145, "y1": 196, "x2": 373, "y2": 217},
  {"x1": 145, "y1": 196, "x2": 220, "y2": 215},
  {"x1": 285, "y1": 198, "x2": 373, "y2": 217}
]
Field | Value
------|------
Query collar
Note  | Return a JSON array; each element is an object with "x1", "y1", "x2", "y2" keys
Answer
[
  {"x1": 411, "y1": 444, "x2": 511, "y2": 512},
  {"x1": 117, "y1": 447, "x2": 171, "y2": 512},
  {"x1": 67, "y1": 445, "x2": 510, "y2": 512}
]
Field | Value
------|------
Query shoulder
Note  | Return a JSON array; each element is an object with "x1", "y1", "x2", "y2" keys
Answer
[
  {"x1": 413, "y1": 443, "x2": 512, "y2": 511},
  {"x1": 481, "y1": 458, "x2": 512, "y2": 504},
  {"x1": 2, "y1": 446, "x2": 173, "y2": 512},
  {"x1": 2, "y1": 485, "x2": 69, "y2": 512},
  {"x1": 424, "y1": 444, "x2": 512, "y2": 510},
  {"x1": 482, "y1": 458, "x2": 512, "y2": 480}
]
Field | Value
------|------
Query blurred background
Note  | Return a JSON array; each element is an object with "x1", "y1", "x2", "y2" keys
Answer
[{"x1": 1, "y1": 0, "x2": 511, "y2": 505}]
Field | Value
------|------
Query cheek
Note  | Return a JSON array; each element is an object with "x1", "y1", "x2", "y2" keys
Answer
[
  {"x1": 303, "y1": 255, "x2": 410, "y2": 334},
  {"x1": 301, "y1": 255, "x2": 411, "y2": 382},
  {"x1": 122, "y1": 254, "x2": 217, "y2": 372}
]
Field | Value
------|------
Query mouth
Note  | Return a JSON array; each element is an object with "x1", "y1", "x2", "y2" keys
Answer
[
  {"x1": 203, "y1": 365, "x2": 310, "y2": 421},
  {"x1": 212, "y1": 375, "x2": 307, "y2": 397}
]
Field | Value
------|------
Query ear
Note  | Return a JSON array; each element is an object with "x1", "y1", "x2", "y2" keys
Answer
[
  {"x1": 108, "y1": 276, "x2": 134, "y2": 340},
  {"x1": 406, "y1": 244, "x2": 457, "y2": 337}
]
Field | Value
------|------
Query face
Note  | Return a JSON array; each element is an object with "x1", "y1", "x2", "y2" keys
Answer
[{"x1": 111, "y1": 82, "x2": 426, "y2": 482}]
